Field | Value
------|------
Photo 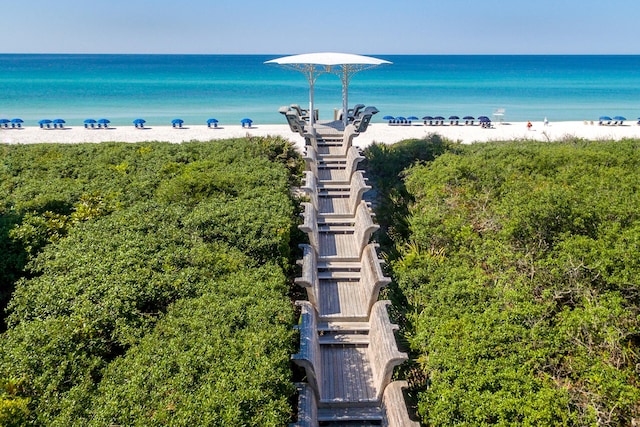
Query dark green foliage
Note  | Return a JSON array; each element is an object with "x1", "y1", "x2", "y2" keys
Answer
[
  {"x1": 0, "y1": 138, "x2": 302, "y2": 426},
  {"x1": 386, "y1": 140, "x2": 640, "y2": 426},
  {"x1": 88, "y1": 267, "x2": 294, "y2": 427},
  {"x1": 362, "y1": 135, "x2": 450, "y2": 253}
]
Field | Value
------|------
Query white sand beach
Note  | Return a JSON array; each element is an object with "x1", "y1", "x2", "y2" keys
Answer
[{"x1": 2, "y1": 120, "x2": 639, "y2": 152}]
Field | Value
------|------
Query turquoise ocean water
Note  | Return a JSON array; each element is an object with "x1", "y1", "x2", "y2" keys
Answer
[{"x1": 0, "y1": 54, "x2": 639, "y2": 126}]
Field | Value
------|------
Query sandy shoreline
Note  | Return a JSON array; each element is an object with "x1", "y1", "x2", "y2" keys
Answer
[{"x1": 2, "y1": 120, "x2": 639, "y2": 152}]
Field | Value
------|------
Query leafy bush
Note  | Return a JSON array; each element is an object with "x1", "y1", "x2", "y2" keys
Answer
[
  {"x1": 385, "y1": 140, "x2": 640, "y2": 426},
  {"x1": 0, "y1": 138, "x2": 302, "y2": 425}
]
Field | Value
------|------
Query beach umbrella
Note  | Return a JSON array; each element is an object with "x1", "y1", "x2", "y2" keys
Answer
[
  {"x1": 463, "y1": 116, "x2": 474, "y2": 120},
  {"x1": 241, "y1": 118, "x2": 253, "y2": 128},
  {"x1": 10, "y1": 118, "x2": 24, "y2": 128},
  {"x1": 599, "y1": 116, "x2": 612, "y2": 121},
  {"x1": 265, "y1": 52, "x2": 391, "y2": 130},
  {"x1": 97, "y1": 119, "x2": 110, "y2": 128},
  {"x1": 479, "y1": 116, "x2": 492, "y2": 128},
  {"x1": 53, "y1": 119, "x2": 65, "y2": 128},
  {"x1": 382, "y1": 115, "x2": 395, "y2": 121},
  {"x1": 448, "y1": 116, "x2": 459, "y2": 120},
  {"x1": 0, "y1": 118, "x2": 10, "y2": 128},
  {"x1": 407, "y1": 116, "x2": 419, "y2": 121},
  {"x1": 133, "y1": 119, "x2": 146, "y2": 128},
  {"x1": 171, "y1": 118, "x2": 184, "y2": 128},
  {"x1": 207, "y1": 118, "x2": 219, "y2": 128},
  {"x1": 38, "y1": 119, "x2": 52, "y2": 128},
  {"x1": 84, "y1": 119, "x2": 96, "y2": 128},
  {"x1": 613, "y1": 116, "x2": 626, "y2": 121}
]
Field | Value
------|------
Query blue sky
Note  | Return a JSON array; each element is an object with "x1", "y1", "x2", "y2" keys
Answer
[{"x1": 3, "y1": 0, "x2": 639, "y2": 54}]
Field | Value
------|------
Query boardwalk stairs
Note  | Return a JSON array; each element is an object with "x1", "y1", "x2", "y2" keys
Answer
[{"x1": 282, "y1": 108, "x2": 419, "y2": 426}]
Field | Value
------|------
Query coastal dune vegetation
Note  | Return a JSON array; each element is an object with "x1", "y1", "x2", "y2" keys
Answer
[
  {"x1": 0, "y1": 138, "x2": 304, "y2": 426},
  {"x1": 364, "y1": 137, "x2": 640, "y2": 426},
  {"x1": 0, "y1": 135, "x2": 639, "y2": 426}
]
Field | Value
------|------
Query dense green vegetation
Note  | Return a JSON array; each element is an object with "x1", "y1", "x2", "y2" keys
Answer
[
  {"x1": 365, "y1": 138, "x2": 640, "y2": 426},
  {"x1": 0, "y1": 138, "x2": 304, "y2": 426},
  {"x1": 3, "y1": 135, "x2": 639, "y2": 426}
]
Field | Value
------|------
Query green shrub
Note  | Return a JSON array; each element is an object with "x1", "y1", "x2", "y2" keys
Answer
[{"x1": 388, "y1": 140, "x2": 640, "y2": 426}]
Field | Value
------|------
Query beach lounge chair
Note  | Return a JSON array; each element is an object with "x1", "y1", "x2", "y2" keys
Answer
[
  {"x1": 347, "y1": 104, "x2": 365, "y2": 122},
  {"x1": 356, "y1": 106, "x2": 379, "y2": 120},
  {"x1": 290, "y1": 104, "x2": 311, "y2": 121},
  {"x1": 284, "y1": 111, "x2": 309, "y2": 136},
  {"x1": 353, "y1": 111, "x2": 374, "y2": 133}
]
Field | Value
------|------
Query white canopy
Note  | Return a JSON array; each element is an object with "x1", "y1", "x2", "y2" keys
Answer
[
  {"x1": 265, "y1": 52, "x2": 391, "y2": 128},
  {"x1": 265, "y1": 52, "x2": 391, "y2": 67}
]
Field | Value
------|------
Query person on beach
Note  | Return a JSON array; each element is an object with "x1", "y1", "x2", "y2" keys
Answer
[
  {"x1": 527, "y1": 121, "x2": 532, "y2": 130},
  {"x1": 544, "y1": 117, "x2": 549, "y2": 126}
]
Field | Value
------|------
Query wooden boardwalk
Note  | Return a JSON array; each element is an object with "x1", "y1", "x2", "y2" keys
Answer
[{"x1": 283, "y1": 107, "x2": 419, "y2": 427}]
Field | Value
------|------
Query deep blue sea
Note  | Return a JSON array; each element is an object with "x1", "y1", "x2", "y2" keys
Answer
[{"x1": 1, "y1": 54, "x2": 639, "y2": 126}]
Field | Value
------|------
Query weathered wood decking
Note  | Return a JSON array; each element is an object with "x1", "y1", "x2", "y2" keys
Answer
[{"x1": 286, "y1": 108, "x2": 419, "y2": 426}]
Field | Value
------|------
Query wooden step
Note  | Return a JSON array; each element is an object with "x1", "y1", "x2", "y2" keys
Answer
[
  {"x1": 319, "y1": 334, "x2": 370, "y2": 345},
  {"x1": 318, "y1": 190, "x2": 351, "y2": 197},
  {"x1": 318, "y1": 271, "x2": 360, "y2": 280},
  {"x1": 317, "y1": 218, "x2": 355, "y2": 226},
  {"x1": 318, "y1": 225, "x2": 356, "y2": 233},
  {"x1": 317, "y1": 260, "x2": 361, "y2": 269},
  {"x1": 317, "y1": 406, "x2": 383, "y2": 422},
  {"x1": 317, "y1": 321, "x2": 370, "y2": 332}
]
